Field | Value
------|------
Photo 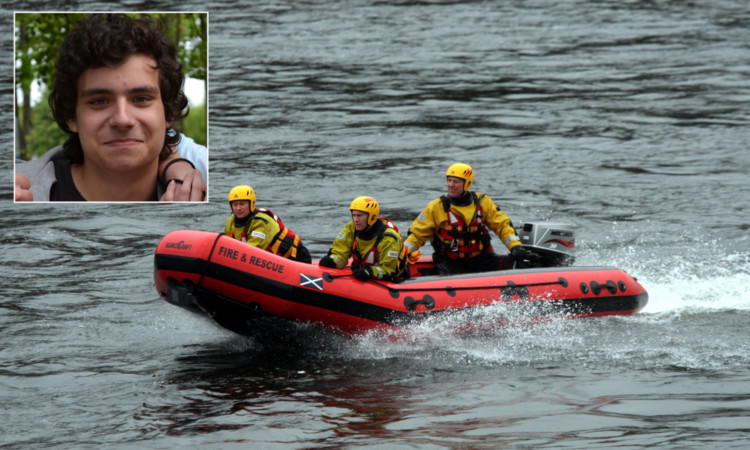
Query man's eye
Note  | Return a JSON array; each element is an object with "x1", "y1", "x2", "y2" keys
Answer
[
  {"x1": 134, "y1": 96, "x2": 153, "y2": 104},
  {"x1": 88, "y1": 98, "x2": 108, "y2": 105}
]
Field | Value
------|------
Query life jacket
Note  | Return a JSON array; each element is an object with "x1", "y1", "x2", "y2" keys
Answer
[
  {"x1": 432, "y1": 193, "x2": 493, "y2": 260},
  {"x1": 230, "y1": 208, "x2": 303, "y2": 259},
  {"x1": 351, "y1": 217, "x2": 410, "y2": 281}
]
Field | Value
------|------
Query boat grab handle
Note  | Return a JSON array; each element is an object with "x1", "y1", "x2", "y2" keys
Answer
[{"x1": 322, "y1": 272, "x2": 568, "y2": 300}]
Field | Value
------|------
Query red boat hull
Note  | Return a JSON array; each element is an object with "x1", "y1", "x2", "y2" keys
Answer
[{"x1": 154, "y1": 230, "x2": 648, "y2": 336}]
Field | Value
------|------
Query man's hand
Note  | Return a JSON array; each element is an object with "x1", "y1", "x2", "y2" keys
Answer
[
  {"x1": 352, "y1": 266, "x2": 374, "y2": 281},
  {"x1": 319, "y1": 255, "x2": 337, "y2": 268},
  {"x1": 511, "y1": 245, "x2": 542, "y2": 264},
  {"x1": 160, "y1": 169, "x2": 206, "y2": 202},
  {"x1": 15, "y1": 173, "x2": 33, "y2": 201}
]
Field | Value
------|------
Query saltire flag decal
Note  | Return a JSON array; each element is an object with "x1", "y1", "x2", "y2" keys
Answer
[{"x1": 300, "y1": 273, "x2": 323, "y2": 290}]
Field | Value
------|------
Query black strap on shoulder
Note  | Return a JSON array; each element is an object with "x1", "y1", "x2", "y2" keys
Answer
[
  {"x1": 252, "y1": 210, "x2": 273, "y2": 223},
  {"x1": 242, "y1": 211, "x2": 270, "y2": 236},
  {"x1": 468, "y1": 192, "x2": 484, "y2": 222},
  {"x1": 440, "y1": 195, "x2": 451, "y2": 212}
]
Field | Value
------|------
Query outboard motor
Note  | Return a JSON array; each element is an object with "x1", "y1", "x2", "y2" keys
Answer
[{"x1": 517, "y1": 222, "x2": 576, "y2": 267}]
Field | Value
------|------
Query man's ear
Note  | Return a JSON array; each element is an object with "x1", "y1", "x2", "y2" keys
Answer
[{"x1": 67, "y1": 120, "x2": 78, "y2": 133}]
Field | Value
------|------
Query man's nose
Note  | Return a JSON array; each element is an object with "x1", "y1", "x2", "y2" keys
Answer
[{"x1": 109, "y1": 98, "x2": 136, "y2": 128}]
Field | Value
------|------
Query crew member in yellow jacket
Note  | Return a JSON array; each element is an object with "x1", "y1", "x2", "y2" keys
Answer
[
  {"x1": 224, "y1": 185, "x2": 311, "y2": 263},
  {"x1": 405, "y1": 163, "x2": 539, "y2": 274},
  {"x1": 319, "y1": 196, "x2": 409, "y2": 282}
]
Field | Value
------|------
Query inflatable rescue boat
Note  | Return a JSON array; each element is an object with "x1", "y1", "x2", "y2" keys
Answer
[{"x1": 154, "y1": 223, "x2": 648, "y2": 337}]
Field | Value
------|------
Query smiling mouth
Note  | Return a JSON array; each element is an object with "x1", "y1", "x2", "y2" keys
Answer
[{"x1": 105, "y1": 138, "x2": 144, "y2": 147}]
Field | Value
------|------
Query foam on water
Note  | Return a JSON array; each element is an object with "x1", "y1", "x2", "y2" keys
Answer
[{"x1": 340, "y1": 239, "x2": 750, "y2": 371}]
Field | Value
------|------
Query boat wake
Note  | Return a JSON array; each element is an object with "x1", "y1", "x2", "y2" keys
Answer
[{"x1": 624, "y1": 250, "x2": 748, "y2": 317}]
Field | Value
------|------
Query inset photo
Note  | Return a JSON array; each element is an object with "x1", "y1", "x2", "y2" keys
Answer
[{"x1": 14, "y1": 12, "x2": 208, "y2": 202}]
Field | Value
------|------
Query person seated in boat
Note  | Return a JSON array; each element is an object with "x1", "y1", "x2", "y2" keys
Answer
[
  {"x1": 404, "y1": 163, "x2": 540, "y2": 274},
  {"x1": 14, "y1": 13, "x2": 206, "y2": 202},
  {"x1": 318, "y1": 196, "x2": 410, "y2": 282},
  {"x1": 224, "y1": 185, "x2": 312, "y2": 263}
]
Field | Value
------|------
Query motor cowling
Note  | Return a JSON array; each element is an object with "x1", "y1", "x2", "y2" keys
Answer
[{"x1": 517, "y1": 222, "x2": 576, "y2": 267}]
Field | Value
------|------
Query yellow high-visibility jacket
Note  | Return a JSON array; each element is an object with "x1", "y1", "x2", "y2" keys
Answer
[
  {"x1": 327, "y1": 219, "x2": 408, "y2": 281},
  {"x1": 405, "y1": 192, "x2": 521, "y2": 259}
]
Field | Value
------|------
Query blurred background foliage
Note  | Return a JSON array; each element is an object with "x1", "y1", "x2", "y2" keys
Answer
[{"x1": 14, "y1": 12, "x2": 207, "y2": 161}]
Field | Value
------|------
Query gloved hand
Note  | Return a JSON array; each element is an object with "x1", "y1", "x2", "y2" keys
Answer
[
  {"x1": 352, "y1": 266, "x2": 374, "y2": 281},
  {"x1": 511, "y1": 246, "x2": 541, "y2": 263},
  {"x1": 319, "y1": 255, "x2": 337, "y2": 268},
  {"x1": 408, "y1": 250, "x2": 421, "y2": 264}
]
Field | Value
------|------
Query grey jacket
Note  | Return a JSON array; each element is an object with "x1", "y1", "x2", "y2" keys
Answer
[
  {"x1": 15, "y1": 146, "x2": 62, "y2": 202},
  {"x1": 16, "y1": 146, "x2": 169, "y2": 201}
]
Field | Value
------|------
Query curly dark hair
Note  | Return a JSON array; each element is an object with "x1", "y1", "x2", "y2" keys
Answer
[{"x1": 49, "y1": 13, "x2": 189, "y2": 164}]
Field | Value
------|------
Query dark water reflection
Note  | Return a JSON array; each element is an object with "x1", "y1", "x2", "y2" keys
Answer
[{"x1": 142, "y1": 310, "x2": 750, "y2": 446}]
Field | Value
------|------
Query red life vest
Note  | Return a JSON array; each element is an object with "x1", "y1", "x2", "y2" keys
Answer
[
  {"x1": 434, "y1": 193, "x2": 493, "y2": 260},
  {"x1": 229, "y1": 226, "x2": 247, "y2": 242},
  {"x1": 351, "y1": 218, "x2": 409, "y2": 281}
]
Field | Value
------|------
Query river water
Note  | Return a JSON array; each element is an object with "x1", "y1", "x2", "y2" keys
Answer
[{"x1": 2, "y1": 0, "x2": 749, "y2": 448}]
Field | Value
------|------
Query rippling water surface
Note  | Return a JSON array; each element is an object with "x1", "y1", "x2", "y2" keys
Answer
[{"x1": 2, "y1": 0, "x2": 749, "y2": 448}]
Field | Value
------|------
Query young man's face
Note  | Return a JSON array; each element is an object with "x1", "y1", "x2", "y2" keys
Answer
[{"x1": 67, "y1": 53, "x2": 170, "y2": 175}]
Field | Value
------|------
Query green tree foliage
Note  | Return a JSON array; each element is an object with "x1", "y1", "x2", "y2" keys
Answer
[
  {"x1": 28, "y1": 88, "x2": 68, "y2": 156},
  {"x1": 179, "y1": 103, "x2": 207, "y2": 149},
  {"x1": 15, "y1": 12, "x2": 207, "y2": 160}
]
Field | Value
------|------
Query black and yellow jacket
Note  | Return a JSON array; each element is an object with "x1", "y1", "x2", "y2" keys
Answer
[
  {"x1": 326, "y1": 218, "x2": 409, "y2": 281},
  {"x1": 224, "y1": 208, "x2": 304, "y2": 260}
]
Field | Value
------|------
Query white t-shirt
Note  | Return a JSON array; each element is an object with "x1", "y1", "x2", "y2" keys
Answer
[{"x1": 176, "y1": 133, "x2": 208, "y2": 183}]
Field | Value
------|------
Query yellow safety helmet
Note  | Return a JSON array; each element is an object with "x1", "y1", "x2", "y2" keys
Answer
[
  {"x1": 349, "y1": 196, "x2": 380, "y2": 226},
  {"x1": 228, "y1": 185, "x2": 256, "y2": 211},
  {"x1": 446, "y1": 163, "x2": 474, "y2": 191}
]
